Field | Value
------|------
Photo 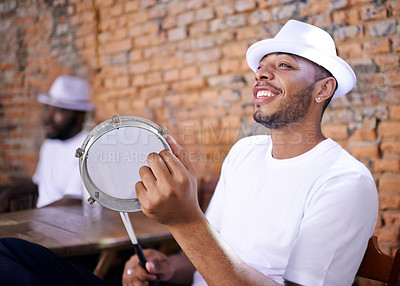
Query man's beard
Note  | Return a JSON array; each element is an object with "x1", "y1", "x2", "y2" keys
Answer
[
  {"x1": 45, "y1": 112, "x2": 80, "y2": 140},
  {"x1": 253, "y1": 84, "x2": 314, "y2": 130}
]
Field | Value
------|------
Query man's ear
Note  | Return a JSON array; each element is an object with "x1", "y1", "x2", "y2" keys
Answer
[{"x1": 314, "y1": 77, "x2": 336, "y2": 103}]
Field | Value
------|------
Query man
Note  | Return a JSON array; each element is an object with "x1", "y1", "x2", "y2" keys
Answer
[
  {"x1": 123, "y1": 20, "x2": 378, "y2": 286},
  {"x1": 0, "y1": 75, "x2": 94, "y2": 211},
  {"x1": 0, "y1": 20, "x2": 378, "y2": 286}
]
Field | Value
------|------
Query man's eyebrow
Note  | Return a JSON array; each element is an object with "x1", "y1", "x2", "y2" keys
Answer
[
  {"x1": 259, "y1": 52, "x2": 299, "y2": 65},
  {"x1": 276, "y1": 52, "x2": 299, "y2": 62}
]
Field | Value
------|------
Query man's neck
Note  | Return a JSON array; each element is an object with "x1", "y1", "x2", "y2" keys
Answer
[{"x1": 270, "y1": 122, "x2": 326, "y2": 159}]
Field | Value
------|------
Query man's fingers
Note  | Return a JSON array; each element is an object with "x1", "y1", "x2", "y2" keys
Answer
[
  {"x1": 165, "y1": 135, "x2": 196, "y2": 175},
  {"x1": 123, "y1": 254, "x2": 158, "y2": 286},
  {"x1": 138, "y1": 165, "x2": 157, "y2": 191},
  {"x1": 146, "y1": 152, "x2": 171, "y2": 179}
]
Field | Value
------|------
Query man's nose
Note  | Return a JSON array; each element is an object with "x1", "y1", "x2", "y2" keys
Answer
[
  {"x1": 43, "y1": 105, "x2": 55, "y2": 121},
  {"x1": 255, "y1": 64, "x2": 274, "y2": 81}
]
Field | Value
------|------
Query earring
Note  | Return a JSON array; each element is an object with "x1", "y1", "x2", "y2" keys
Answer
[{"x1": 317, "y1": 97, "x2": 321, "y2": 101}]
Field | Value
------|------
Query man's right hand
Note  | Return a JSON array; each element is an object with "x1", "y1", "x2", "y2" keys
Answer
[{"x1": 122, "y1": 249, "x2": 175, "y2": 286}]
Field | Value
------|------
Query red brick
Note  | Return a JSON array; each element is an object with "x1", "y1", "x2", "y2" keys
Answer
[
  {"x1": 392, "y1": 1, "x2": 400, "y2": 16},
  {"x1": 381, "y1": 141, "x2": 400, "y2": 155},
  {"x1": 374, "y1": 159, "x2": 400, "y2": 173},
  {"x1": 114, "y1": 76, "x2": 130, "y2": 88},
  {"x1": 145, "y1": 71, "x2": 163, "y2": 85},
  {"x1": 322, "y1": 124, "x2": 348, "y2": 140},
  {"x1": 378, "y1": 121, "x2": 400, "y2": 138},
  {"x1": 220, "y1": 59, "x2": 241, "y2": 74},
  {"x1": 101, "y1": 39, "x2": 131, "y2": 54},
  {"x1": 200, "y1": 63, "x2": 219, "y2": 76},
  {"x1": 109, "y1": 3, "x2": 123, "y2": 16},
  {"x1": 255, "y1": 0, "x2": 278, "y2": 8},
  {"x1": 363, "y1": 38, "x2": 391, "y2": 55},
  {"x1": 201, "y1": 90, "x2": 219, "y2": 102},
  {"x1": 373, "y1": 226, "x2": 400, "y2": 244},
  {"x1": 387, "y1": 71, "x2": 400, "y2": 87},
  {"x1": 379, "y1": 176, "x2": 400, "y2": 193},
  {"x1": 235, "y1": 0, "x2": 256, "y2": 12},
  {"x1": 162, "y1": 17, "x2": 177, "y2": 30},
  {"x1": 393, "y1": 34, "x2": 400, "y2": 52},
  {"x1": 196, "y1": 7, "x2": 214, "y2": 21},
  {"x1": 358, "y1": 73, "x2": 385, "y2": 89},
  {"x1": 360, "y1": 4, "x2": 388, "y2": 21},
  {"x1": 215, "y1": 3, "x2": 235, "y2": 17},
  {"x1": 180, "y1": 66, "x2": 198, "y2": 80},
  {"x1": 374, "y1": 54, "x2": 400, "y2": 72},
  {"x1": 382, "y1": 211, "x2": 400, "y2": 227},
  {"x1": 173, "y1": 77, "x2": 206, "y2": 92},
  {"x1": 164, "y1": 69, "x2": 179, "y2": 82},
  {"x1": 332, "y1": 9, "x2": 359, "y2": 25},
  {"x1": 177, "y1": 11, "x2": 195, "y2": 26},
  {"x1": 338, "y1": 43, "x2": 363, "y2": 59},
  {"x1": 167, "y1": 27, "x2": 187, "y2": 42},
  {"x1": 389, "y1": 106, "x2": 400, "y2": 120},
  {"x1": 385, "y1": 88, "x2": 400, "y2": 103},
  {"x1": 189, "y1": 21, "x2": 208, "y2": 37},
  {"x1": 378, "y1": 194, "x2": 400, "y2": 210},
  {"x1": 236, "y1": 26, "x2": 259, "y2": 41},
  {"x1": 148, "y1": 5, "x2": 167, "y2": 19},
  {"x1": 349, "y1": 128, "x2": 377, "y2": 142},
  {"x1": 182, "y1": 92, "x2": 200, "y2": 108},
  {"x1": 350, "y1": 145, "x2": 379, "y2": 159},
  {"x1": 222, "y1": 42, "x2": 248, "y2": 58},
  {"x1": 125, "y1": 1, "x2": 139, "y2": 12}
]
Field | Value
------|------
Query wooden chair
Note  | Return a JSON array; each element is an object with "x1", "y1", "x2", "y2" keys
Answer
[{"x1": 356, "y1": 236, "x2": 400, "y2": 285}]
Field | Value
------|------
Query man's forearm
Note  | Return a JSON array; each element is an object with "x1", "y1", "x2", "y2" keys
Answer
[
  {"x1": 165, "y1": 251, "x2": 196, "y2": 284},
  {"x1": 168, "y1": 216, "x2": 282, "y2": 286}
]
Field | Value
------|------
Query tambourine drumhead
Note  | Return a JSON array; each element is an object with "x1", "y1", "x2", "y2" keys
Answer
[{"x1": 77, "y1": 115, "x2": 170, "y2": 212}]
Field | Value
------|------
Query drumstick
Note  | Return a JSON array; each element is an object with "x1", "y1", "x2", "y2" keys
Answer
[{"x1": 120, "y1": 212, "x2": 156, "y2": 286}]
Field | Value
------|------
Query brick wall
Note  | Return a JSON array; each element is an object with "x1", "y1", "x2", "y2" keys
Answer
[{"x1": 0, "y1": 0, "x2": 399, "y2": 275}]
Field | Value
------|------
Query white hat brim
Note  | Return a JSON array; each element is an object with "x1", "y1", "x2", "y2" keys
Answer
[
  {"x1": 38, "y1": 93, "x2": 95, "y2": 111},
  {"x1": 246, "y1": 39, "x2": 356, "y2": 99}
]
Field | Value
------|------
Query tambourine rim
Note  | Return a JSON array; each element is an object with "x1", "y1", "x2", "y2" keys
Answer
[{"x1": 78, "y1": 115, "x2": 171, "y2": 212}]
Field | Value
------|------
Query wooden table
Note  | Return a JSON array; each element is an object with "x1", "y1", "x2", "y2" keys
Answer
[{"x1": 0, "y1": 204, "x2": 173, "y2": 278}]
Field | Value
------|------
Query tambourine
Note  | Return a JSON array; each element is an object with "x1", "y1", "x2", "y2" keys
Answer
[{"x1": 75, "y1": 115, "x2": 170, "y2": 212}]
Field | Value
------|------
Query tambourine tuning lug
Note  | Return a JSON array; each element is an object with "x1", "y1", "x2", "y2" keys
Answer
[
  {"x1": 75, "y1": 148, "x2": 85, "y2": 158},
  {"x1": 111, "y1": 114, "x2": 120, "y2": 124},
  {"x1": 160, "y1": 127, "x2": 168, "y2": 138},
  {"x1": 87, "y1": 197, "x2": 96, "y2": 205}
]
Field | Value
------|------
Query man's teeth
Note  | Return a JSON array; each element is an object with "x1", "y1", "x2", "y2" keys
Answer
[{"x1": 256, "y1": 90, "x2": 275, "y2": 98}]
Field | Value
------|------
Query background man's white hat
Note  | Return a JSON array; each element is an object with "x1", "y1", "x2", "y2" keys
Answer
[
  {"x1": 38, "y1": 75, "x2": 95, "y2": 111},
  {"x1": 246, "y1": 20, "x2": 356, "y2": 99}
]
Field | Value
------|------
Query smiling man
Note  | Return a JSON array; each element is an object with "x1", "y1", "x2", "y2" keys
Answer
[
  {"x1": 124, "y1": 20, "x2": 379, "y2": 286},
  {"x1": 0, "y1": 20, "x2": 379, "y2": 286}
]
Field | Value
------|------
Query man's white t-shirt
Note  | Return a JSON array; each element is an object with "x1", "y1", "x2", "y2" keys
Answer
[
  {"x1": 192, "y1": 136, "x2": 378, "y2": 286},
  {"x1": 33, "y1": 132, "x2": 87, "y2": 208}
]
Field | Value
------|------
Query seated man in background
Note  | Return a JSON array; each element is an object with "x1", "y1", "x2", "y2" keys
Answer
[{"x1": 0, "y1": 75, "x2": 95, "y2": 212}]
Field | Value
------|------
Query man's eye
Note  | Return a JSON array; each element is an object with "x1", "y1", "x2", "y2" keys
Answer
[{"x1": 278, "y1": 63, "x2": 292, "y2": 68}]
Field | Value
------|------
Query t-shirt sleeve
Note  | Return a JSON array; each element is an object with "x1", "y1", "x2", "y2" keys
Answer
[{"x1": 283, "y1": 173, "x2": 378, "y2": 286}]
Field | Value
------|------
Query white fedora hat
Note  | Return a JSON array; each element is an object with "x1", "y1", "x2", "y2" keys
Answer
[
  {"x1": 246, "y1": 20, "x2": 356, "y2": 99},
  {"x1": 38, "y1": 75, "x2": 95, "y2": 111}
]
